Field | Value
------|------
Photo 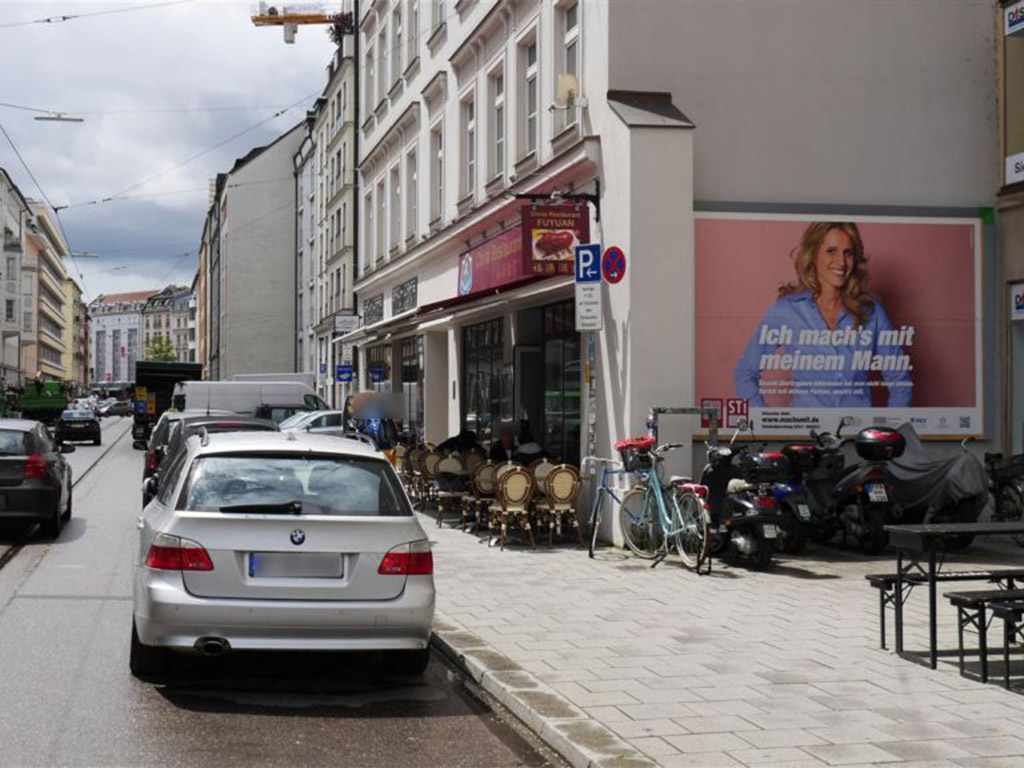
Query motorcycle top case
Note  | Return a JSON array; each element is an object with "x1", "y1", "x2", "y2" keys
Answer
[
  {"x1": 854, "y1": 426, "x2": 906, "y2": 462},
  {"x1": 781, "y1": 443, "x2": 821, "y2": 473},
  {"x1": 737, "y1": 451, "x2": 791, "y2": 485}
]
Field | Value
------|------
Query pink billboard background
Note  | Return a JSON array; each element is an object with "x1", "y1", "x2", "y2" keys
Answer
[{"x1": 695, "y1": 216, "x2": 978, "y2": 408}]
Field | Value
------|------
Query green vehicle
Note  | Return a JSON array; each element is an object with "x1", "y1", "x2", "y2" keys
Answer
[{"x1": 12, "y1": 380, "x2": 71, "y2": 425}]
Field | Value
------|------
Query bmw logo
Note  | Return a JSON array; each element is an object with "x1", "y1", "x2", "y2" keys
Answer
[{"x1": 290, "y1": 529, "x2": 306, "y2": 546}]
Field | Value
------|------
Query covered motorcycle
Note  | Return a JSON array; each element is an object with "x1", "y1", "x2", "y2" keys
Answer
[{"x1": 885, "y1": 423, "x2": 987, "y2": 541}]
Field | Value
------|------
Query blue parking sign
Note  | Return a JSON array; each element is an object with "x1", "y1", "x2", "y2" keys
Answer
[
  {"x1": 335, "y1": 364, "x2": 353, "y2": 383},
  {"x1": 575, "y1": 244, "x2": 602, "y2": 283}
]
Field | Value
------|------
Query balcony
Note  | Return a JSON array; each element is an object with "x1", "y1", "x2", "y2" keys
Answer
[{"x1": 2, "y1": 233, "x2": 21, "y2": 254}]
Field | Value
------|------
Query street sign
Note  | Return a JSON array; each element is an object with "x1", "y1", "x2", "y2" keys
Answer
[
  {"x1": 602, "y1": 246, "x2": 626, "y2": 284},
  {"x1": 575, "y1": 244, "x2": 602, "y2": 283},
  {"x1": 369, "y1": 363, "x2": 386, "y2": 383},
  {"x1": 335, "y1": 364, "x2": 353, "y2": 383},
  {"x1": 319, "y1": 363, "x2": 327, "y2": 374},
  {"x1": 575, "y1": 283, "x2": 603, "y2": 331},
  {"x1": 334, "y1": 313, "x2": 360, "y2": 335}
]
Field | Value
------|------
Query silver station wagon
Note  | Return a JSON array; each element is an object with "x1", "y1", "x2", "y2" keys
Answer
[{"x1": 130, "y1": 431, "x2": 434, "y2": 678}]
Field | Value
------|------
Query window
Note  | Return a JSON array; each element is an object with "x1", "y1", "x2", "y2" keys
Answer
[
  {"x1": 400, "y1": 335, "x2": 424, "y2": 438},
  {"x1": 5, "y1": 257, "x2": 14, "y2": 277},
  {"x1": 461, "y1": 96, "x2": 476, "y2": 196},
  {"x1": 407, "y1": 0, "x2": 419, "y2": 64},
  {"x1": 557, "y1": 2, "x2": 580, "y2": 132},
  {"x1": 364, "y1": 45, "x2": 375, "y2": 116},
  {"x1": 341, "y1": 81, "x2": 348, "y2": 118},
  {"x1": 461, "y1": 318, "x2": 508, "y2": 446},
  {"x1": 433, "y1": 0, "x2": 445, "y2": 30},
  {"x1": 390, "y1": 165, "x2": 401, "y2": 249},
  {"x1": 342, "y1": 200, "x2": 348, "y2": 247},
  {"x1": 377, "y1": 26, "x2": 387, "y2": 105},
  {"x1": 4, "y1": 300, "x2": 13, "y2": 322},
  {"x1": 542, "y1": 300, "x2": 581, "y2": 466},
  {"x1": 522, "y1": 40, "x2": 539, "y2": 155},
  {"x1": 431, "y1": 126, "x2": 444, "y2": 222},
  {"x1": 391, "y1": 7, "x2": 403, "y2": 86},
  {"x1": 364, "y1": 192, "x2": 374, "y2": 270},
  {"x1": 376, "y1": 179, "x2": 386, "y2": 261},
  {"x1": 490, "y1": 70, "x2": 505, "y2": 178},
  {"x1": 405, "y1": 150, "x2": 418, "y2": 239}
]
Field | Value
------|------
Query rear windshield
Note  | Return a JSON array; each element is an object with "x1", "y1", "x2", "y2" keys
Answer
[
  {"x1": 0, "y1": 430, "x2": 29, "y2": 456},
  {"x1": 180, "y1": 454, "x2": 411, "y2": 517}
]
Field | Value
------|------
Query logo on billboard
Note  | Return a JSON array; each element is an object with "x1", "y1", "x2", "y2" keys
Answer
[
  {"x1": 1008, "y1": 2, "x2": 1024, "y2": 34},
  {"x1": 725, "y1": 398, "x2": 748, "y2": 429},
  {"x1": 459, "y1": 254, "x2": 474, "y2": 296}
]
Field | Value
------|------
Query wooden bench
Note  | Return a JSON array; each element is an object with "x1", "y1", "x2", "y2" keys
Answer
[
  {"x1": 944, "y1": 588, "x2": 1024, "y2": 683},
  {"x1": 989, "y1": 600, "x2": 1024, "y2": 690},
  {"x1": 865, "y1": 569, "x2": 1024, "y2": 651}
]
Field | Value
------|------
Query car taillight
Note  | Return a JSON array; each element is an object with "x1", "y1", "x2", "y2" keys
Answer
[
  {"x1": 24, "y1": 454, "x2": 49, "y2": 480},
  {"x1": 866, "y1": 467, "x2": 886, "y2": 481},
  {"x1": 146, "y1": 450, "x2": 159, "y2": 472},
  {"x1": 378, "y1": 541, "x2": 433, "y2": 575},
  {"x1": 144, "y1": 533, "x2": 214, "y2": 572},
  {"x1": 756, "y1": 495, "x2": 776, "y2": 511}
]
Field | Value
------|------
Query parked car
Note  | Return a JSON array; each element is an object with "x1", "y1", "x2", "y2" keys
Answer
[
  {"x1": 131, "y1": 432, "x2": 434, "y2": 678},
  {"x1": 55, "y1": 409, "x2": 102, "y2": 446},
  {"x1": 0, "y1": 419, "x2": 75, "y2": 538},
  {"x1": 143, "y1": 415, "x2": 279, "y2": 505},
  {"x1": 142, "y1": 409, "x2": 234, "y2": 483},
  {"x1": 171, "y1": 381, "x2": 328, "y2": 423},
  {"x1": 99, "y1": 400, "x2": 133, "y2": 418},
  {"x1": 278, "y1": 410, "x2": 347, "y2": 432}
]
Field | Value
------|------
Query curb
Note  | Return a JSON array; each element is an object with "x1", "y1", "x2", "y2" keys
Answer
[{"x1": 431, "y1": 612, "x2": 655, "y2": 768}]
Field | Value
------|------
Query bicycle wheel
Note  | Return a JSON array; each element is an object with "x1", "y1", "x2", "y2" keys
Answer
[
  {"x1": 588, "y1": 488, "x2": 605, "y2": 559},
  {"x1": 619, "y1": 487, "x2": 663, "y2": 559},
  {"x1": 672, "y1": 490, "x2": 711, "y2": 571}
]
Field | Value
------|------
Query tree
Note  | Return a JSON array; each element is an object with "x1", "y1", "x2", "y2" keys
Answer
[{"x1": 145, "y1": 336, "x2": 177, "y2": 363}]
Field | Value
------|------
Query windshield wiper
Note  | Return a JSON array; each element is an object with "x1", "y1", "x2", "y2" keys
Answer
[{"x1": 218, "y1": 501, "x2": 302, "y2": 515}]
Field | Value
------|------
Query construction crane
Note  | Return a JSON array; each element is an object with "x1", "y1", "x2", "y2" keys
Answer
[{"x1": 250, "y1": 2, "x2": 353, "y2": 44}]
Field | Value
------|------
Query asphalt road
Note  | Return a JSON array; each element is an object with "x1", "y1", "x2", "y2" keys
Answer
[{"x1": 0, "y1": 422, "x2": 561, "y2": 767}]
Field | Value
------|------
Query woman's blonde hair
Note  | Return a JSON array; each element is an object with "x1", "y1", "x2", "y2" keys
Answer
[{"x1": 778, "y1": 221, "x2": 873, "y2": 327}]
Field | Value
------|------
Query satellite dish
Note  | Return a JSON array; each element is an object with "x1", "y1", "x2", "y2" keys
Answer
[{"x1": 557, "y1": 73, "x2": 579, "y2": 105}]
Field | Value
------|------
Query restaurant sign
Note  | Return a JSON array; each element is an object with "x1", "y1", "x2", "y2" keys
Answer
[
  {"x1": 521, "y1": 203, "x2": 591, "y2": 277},
  {"x1": 458, "y1": 227, "x2": 525, "y2": 297}
]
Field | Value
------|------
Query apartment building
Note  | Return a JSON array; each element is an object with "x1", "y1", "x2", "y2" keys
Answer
[
  {"x1": 199, "y1": 124, "x2": 303, "y2": 379},
  {"x1": 142, "y1": 284, "x2": 196, "y2": 362},
  {"x1": 22, "y1": 202, "x2": 69, "y2": 381},
  {"x1": 296, "y1": 46, "x2": 357, "y2": 407},
  {"x1": 62, "y1": 277, "x2": 88, "y2": 391},
  {"x1": 88, "y1": 290, "x2": 157, "y2": 385},
  {"x1": 0, "y1": 169, "x2": 28, "y2": 384},
  {"x1": 349, "y1": 0, "x2": 997, "y2": 521}
]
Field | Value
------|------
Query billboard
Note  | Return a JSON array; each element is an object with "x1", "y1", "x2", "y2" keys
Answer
[
  {"x1": 695, "y1": 213, "x2": 982, "y2": 437},
  {"x1": 521, "y1": 203, "x2": 590, "y2": 277}
]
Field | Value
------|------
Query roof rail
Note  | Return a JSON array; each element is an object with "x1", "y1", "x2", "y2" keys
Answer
[{"x1": 198, "y1": 426, "x2": 209, "y2": 447}]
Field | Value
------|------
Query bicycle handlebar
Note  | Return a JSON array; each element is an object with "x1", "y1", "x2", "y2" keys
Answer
[{"x1": 655, "y1": 442, "x2": 686, "y2": 454}]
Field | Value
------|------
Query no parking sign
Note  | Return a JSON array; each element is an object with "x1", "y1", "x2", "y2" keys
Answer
[{"x1": 602, "y1": 246, "x2": 626, "y2": 283}]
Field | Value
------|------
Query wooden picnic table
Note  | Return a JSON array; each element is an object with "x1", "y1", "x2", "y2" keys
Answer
[{"x1": 885, "y1": 522, "x2": 1024, "y2": 669}]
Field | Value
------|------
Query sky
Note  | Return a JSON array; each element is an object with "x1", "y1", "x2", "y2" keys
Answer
[{"x1": 0, "y1": 0, "x2": 338, "y2": 302}]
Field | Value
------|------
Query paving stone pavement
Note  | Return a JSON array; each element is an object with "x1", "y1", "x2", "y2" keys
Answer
[{"x1": 422, "y1": 512, "x2": 1024, "y2": 767}]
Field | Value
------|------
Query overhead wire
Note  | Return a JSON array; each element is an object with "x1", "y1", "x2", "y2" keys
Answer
[
  {"x1": 0, "y1": 0, "x2": 197, "y2": 30},
  {"x1": 0, "y1": 99, "x2": 309, "y2": 116}
]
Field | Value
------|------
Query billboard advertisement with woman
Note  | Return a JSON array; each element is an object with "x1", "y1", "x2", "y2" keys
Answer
[{"x1": 696, "y1": 213, "x2": 982, "y2": 437}]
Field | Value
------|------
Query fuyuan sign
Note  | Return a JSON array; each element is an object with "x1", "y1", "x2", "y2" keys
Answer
[{"x1": 521, "y1": 203, "x2": 591, "y2": 277}]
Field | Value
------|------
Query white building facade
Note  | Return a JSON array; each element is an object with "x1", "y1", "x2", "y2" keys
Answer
[
  {"x1": 0, "y1": 169, "x2": 28, "y2": 384},
  {"x1": 350, "y1": 0, "x2": 1001, "y2": 540},
  {"x1": 88, "y1": 290, "x2": 157, "y2": 386}
]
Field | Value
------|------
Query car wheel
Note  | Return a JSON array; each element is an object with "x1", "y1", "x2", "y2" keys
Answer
[
  {"x1": 40, "y1": 498, "x2": 62, "y2": 539},
  {"x1": 94, "y1": 435, "x2": 101, "y2": 446},
  {"x1": 387, "y1": 647, "x2": 430, "y2": 676},
  {"x1": 62, "y1": 486, "x2": 72, "y2": 522},
  {"x1": 129, "y1": 619, "x2": 168, "y2": 679}
]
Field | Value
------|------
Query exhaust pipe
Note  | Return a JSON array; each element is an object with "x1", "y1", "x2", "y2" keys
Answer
[{"x1": 194, "y1": 636, "x2": 230, "y2": 657}]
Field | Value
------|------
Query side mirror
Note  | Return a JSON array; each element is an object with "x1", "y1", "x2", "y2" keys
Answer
[
  {"x1": 132, "y1": 440, "x2": 147, "y2": 450},
  {"x1": 59, "y1": 443, "x2": 76, "y2": 454},
  {"x1": 143, "y1": 477, "x2": 158, "y2": 504}
]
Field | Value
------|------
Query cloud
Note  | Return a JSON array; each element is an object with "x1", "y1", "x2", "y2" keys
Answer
[{"x1": 0, "y1": 0, "x2": 337, "y2": 299}]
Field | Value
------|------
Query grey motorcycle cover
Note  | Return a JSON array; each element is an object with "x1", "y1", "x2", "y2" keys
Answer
[{"x1": 885, "y1": 423, "x2": 987, "y2": 519}]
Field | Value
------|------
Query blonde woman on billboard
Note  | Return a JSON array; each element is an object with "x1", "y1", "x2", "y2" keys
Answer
[{"x1": 734, "y1": 222, "x2": 913, "y2": 408}]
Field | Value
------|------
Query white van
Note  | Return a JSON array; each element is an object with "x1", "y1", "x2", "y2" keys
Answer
[
  {"x1": 231, "y1": 372, "x2": 315, "y2": 389},
  {"x1": 172, "y1": 381, "x2": 328, "y2": 423}
]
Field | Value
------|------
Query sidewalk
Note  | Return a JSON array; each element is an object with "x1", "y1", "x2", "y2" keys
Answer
[{"x1": 422, "y1": 513, "x2": 1024, "y2": 767}]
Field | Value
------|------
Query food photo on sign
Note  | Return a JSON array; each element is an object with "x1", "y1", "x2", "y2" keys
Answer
[
  {"x1": 695, "y1": 213, "x2": 983, "y2": 436},
  {"x1": 521, "y1": 203, "x2": 591, "y2": 276}
]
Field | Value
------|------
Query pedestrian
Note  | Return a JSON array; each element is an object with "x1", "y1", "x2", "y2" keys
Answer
[{"x1": 489, "y1": 423, "x2": 517, "y2": 463}]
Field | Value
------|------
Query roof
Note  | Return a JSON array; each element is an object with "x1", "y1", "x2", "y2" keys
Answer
[
  {"x1": 0, "y1": 419, "x2": 41, "y2": 432},
  {"x1": 189, "y1": 431, "x2": 381, "y2": 459},
  {"x1": 607, "y1": 90, "x2": 694, "y2": 129},
  {"x1": 91, "y1": 289, "x2": 160, "y2": 305},
  {"x1": 228, "y1": 121, "x2": 304, "y2": 176}
]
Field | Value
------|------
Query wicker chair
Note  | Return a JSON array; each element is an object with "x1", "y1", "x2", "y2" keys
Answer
[
  {"x1": 465, "y1": 461, "x2": 497, "y2": 532},
  {"x1": 405, "y1": 446, "x2": 425, "y2": 505},
  {"x1": 417, "y1": 449, "x2": 441, "y2": 510},
  {"x1": 493, "y1": 466, "x2": 537, "y2": 550},
  {"x1": 463, "y1": 448, "x2": 486, "y2": 475},
  {"x1": 489, "y1": 461, "x2": 523, "y2": 522},
  {"x1": 540, "y1": 464, "x2": 583, "y2": 545},
  {"x1": 435, "y1": 456, "x2": 467, "y2": 527}
]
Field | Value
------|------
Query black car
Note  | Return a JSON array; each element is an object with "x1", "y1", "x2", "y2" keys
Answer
[
  {"x1": 142, "y1": 409, "x2": 235, "y2": 483},
  {"x1": 55, "y1": 409, "x2": 101, "y2": 445},
  {"x1": 0, "y1": 419, "x2": 75, "y2": 538},
  {"x1": 143, "y1": 415, "x2": 279, "y2": 505}
]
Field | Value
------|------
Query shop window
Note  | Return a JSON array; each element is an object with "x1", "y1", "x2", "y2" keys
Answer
[
  {"x1": 400, "y1": 335, "x2": 424, "y2": 439},
  {"x1": 542, "y1": 300, "x2": 580, "y2": 466},
  {"x1": 367, "y1": 343, "x2": 392, "y2": 392},
  {"x1": 462, "y1": 318, "x2": 508, "y2": 446}
]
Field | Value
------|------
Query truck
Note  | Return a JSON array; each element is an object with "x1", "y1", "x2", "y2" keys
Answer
[
  {"x1": 7, "y1": 380, "x2": 71, "y2": 424},
  {"x1": 132, "y1": 361, "x2": 203, "y2": 445}
]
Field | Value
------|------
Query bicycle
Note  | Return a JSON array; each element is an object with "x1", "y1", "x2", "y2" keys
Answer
[
  {"x1": 582, "y1": 455, "x2": 630, "y2": 559},
  {"x1": 585, "y1": 439, "x2": 711, "y2": 572}
]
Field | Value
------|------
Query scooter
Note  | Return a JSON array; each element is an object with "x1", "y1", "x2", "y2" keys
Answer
[
  {"x1": 701, "y1": 420, "x2": 787, "y2": 569},
  {"x1": 784, "y1": 417, "x2": 905, "y2": 555}
]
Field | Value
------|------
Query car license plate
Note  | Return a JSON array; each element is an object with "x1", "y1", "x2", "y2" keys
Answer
[
  {"x1": 762, "y1": 523, "x2": 778, "y2": 539},
  {"x1": 867, "y1": 483, "x2": 888, "y2": 503},
  {"x1": 248, "y1": 552, "x2": 343, "y2": 579},
  {"x1": 797, "y1": 504, "x2": 811, "y2": 521}
]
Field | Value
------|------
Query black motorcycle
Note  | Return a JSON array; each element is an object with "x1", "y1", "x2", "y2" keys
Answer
[
  {"x1": 701, "y1": 422, "x2": 788, "y2": 569},
  {"x1": 781, "y1": 417, "x2": 905, "y2": 555}
]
